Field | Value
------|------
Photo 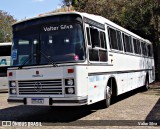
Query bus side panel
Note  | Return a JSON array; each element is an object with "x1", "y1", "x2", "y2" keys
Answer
[
  {"x1": 75, "y1": 66, "x2": 88, "y2": 97},
  {"x1": 116, "y1": 73, "x2": 127, "y2": 95},
  {"x1": 0, "y1": 77, "x2": 8, "y2": 92},
  {"x1": 87, "y1": 75, "x2": 110, "y2": 105},
  {"x1": 149, "y1": 58, "x2": 155, "y2": 83},
  {"x1": 116, "y1": 71, "x2": 146, "y2": 95}
]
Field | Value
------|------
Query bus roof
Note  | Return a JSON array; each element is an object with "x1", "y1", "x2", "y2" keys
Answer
[
  {"x1": 13, "y1": 11, "x2": 152, "y2": 44},
  {"x1": 0, "y1": 42, "x2": 12, "y2": 46}
]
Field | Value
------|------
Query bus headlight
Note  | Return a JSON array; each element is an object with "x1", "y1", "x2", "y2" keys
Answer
[
  {"x1": 65, "y1": 87, "x2": 75, "y2": 94},
  {"x1": 65, "y1": 79, "x2": 74, "y2": 86},
  {"x1": 10, "y1": 88, "x2": 17, "y2": 94},
  {"x1": 68, "y1": 87, "x2": 74, "y2": 94},
  {"x1": 10, "y1": 81, "x2": 16, "y2": 87}
]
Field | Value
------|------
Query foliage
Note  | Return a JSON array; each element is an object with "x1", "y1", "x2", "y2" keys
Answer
[
  {"x1": 61, "y1": 0, "x2": 159, "y2": 44},
  {"x1": 61, "y1": 0, "x2": 160, "y2": 80},
  {"x1": 0, "y1": 10, "x2": 16, "y2": 42}
]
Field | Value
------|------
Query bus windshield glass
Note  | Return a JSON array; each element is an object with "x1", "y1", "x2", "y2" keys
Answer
[
  {"x1": 0, "y1": 44, "x2": 11, "y2": 77},
  {"x1": 11, "y1": 23, "x2": 85, "y2": 66}
]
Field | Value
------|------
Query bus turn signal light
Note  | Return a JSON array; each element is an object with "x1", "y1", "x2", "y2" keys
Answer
[
  {"x1": 68, "y1": 68, "x2": 74, "y2": 73},
  {"x1": 8, "y1": 72, "x2": 13, "y2": 77}
]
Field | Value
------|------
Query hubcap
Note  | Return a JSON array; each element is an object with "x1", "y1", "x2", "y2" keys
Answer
[{"x1": 106, "y1": 86, "x2": 111, "y2": 98}]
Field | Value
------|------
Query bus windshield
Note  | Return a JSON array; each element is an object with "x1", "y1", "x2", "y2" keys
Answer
[
  {"x1": 11, "y1": 23, "x2": 85, "y2": 66},
  {"x1": 0, "y1": 44, "x2": 11, "y2": 77}
]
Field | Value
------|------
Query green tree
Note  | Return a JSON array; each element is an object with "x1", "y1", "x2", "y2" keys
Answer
[
  {"x1": 0, "y1": 10, "x2": 16, "y2": 42},
  {"x1": 68, "y1": 0, "x2": 159, "y2": 42},
  {"x1": 117, "y1": 0, "x2": 160, "y2": 79},
  {"x1": 60, "y1": 0, "x2": 160, "y2": 80},
  {"x1": 68, "y1": 0, "x2": 160, "y2": 80}
]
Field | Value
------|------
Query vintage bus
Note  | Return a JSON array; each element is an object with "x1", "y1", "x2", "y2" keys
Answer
[
  {"x1": 7, "y1": 12, "x2": 155, "y2": 107},
  {"x1": 0, "y1": 42, "x2": 12, "y2": 92}
]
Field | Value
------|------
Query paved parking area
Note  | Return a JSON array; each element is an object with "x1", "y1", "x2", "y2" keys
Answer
[{"x1": 0, "y1": 83, "x2": 159, "y2": 129}]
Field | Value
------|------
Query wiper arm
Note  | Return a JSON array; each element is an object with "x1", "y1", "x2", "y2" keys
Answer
[
  {"x1": 18, "y1": 53, "x2": 35, "y2": 69},
  {"x1": 39, "y1": 50, "x2": 58, "y2": 67},
  {"x1": 17, "y1": 50, "x2": 58, "y2": 69}
]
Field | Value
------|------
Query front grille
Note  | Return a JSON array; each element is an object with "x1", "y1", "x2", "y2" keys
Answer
[{"x1": 18, "y1": 79, "x2": 63, "y2": 95}]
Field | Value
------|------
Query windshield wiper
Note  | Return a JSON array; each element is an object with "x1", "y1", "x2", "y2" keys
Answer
[
  {"x1": 17, "y1": 50, "x2": 58, "y2": 69},
  {"x1": 39, "y1": 49, "x2": 58, "y2": 67},
  {"x1": 18, "y1": 53, "x2": 36, "y2": 69}
]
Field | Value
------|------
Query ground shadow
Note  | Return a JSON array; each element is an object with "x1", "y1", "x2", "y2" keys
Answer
[
  {"x1": 0, "y1": 87, "x2": 147, "y2": 123},
  {"x1": 0, "y1": 105, "x2": 94, "y2": 122},
  {"x1": 90, "y1": 87, "x2": 141, "y2": 110},
  {"x1": 145, "y1": 98, "x2": 160, "y2": 121}
]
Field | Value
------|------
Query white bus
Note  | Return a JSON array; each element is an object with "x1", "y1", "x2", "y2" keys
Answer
[
  {"x1": 0, "y1": 42, "x2": 12, "y2": 92},
  {"x1": 7, "y1": 12, "x2": 155, "y2": 107}
]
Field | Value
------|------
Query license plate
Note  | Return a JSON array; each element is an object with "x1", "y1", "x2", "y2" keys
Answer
[{"x1": 31, "y1": 98, "x2": 44, "y2": 104}]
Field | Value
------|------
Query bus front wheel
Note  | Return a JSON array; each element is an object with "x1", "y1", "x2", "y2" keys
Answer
[{"x1": 104, "y1": 86, "x2": 112, "y2": 108}]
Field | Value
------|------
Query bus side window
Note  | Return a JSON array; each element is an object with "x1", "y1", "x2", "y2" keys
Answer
[
  {"x1": 108, "y1": 27, "x2": 118, "y2": 50},
  {"x1": 90, "y1": 28, "x2": 100, "y2": 47},
  {"x1": 116, "y1": 30, "x2": 123, "y2": 51},
  {"x1": 123, "y1": 33, "x2": 133, "y2": 53},
  {"x1": 0, "y1": 45, "x2": 11, "y2": 56},
  {"x1": 108, "y1": 27, "x2": 123, "y2": 51},
  {"x1": 133, "y1": 38, "x2": 141, "y2": 55},
  {"x1": 137, "y1": 40, "x2": 141, "y2": 54},
  {"x1": 86, "y1": 27, "x2": 91, "y2": 45},
  {"x1": 100, "y1": 31, "x2": 107, "y2": 49},
  {"x1": 141, "y1": 42, "x2": 148, "y2": 56},
  {"x1": 148, "y1": 44, "x2": 152, "y2": 57},
  {"x1": 133, "y1": 38, "x2": 137, "y2": 54},
  {"x1": 88, "y1": 27, "x2": 107, "y2": 62},
  {"x1": 99, "y1": 31, "x2": 107, "y2": 62},
  {"x1": 89, "y1": 49, "x2": 99, "y2": 61},
  {"x1": 88, "y1": 27, "x2": 99, "y2": 61},
  {"x1": 145, "y1": 43, "x2": 148, "y2": 56}
]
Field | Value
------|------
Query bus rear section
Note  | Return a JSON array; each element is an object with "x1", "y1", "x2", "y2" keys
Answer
[{"x1": 0, "y1": 42, "x2": 11, "y2": 92}]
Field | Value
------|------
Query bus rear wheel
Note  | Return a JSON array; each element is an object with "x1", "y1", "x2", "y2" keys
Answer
[{"x1": 143, "y1": 77, "x2": 149, "y2": 91}]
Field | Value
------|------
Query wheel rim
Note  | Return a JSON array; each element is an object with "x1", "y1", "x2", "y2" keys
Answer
[
  {"x1": 106, "y1": 86, "x2": 112, "y2": 98},
  {"x1": 106, "y1": 86, "x2": 112, "y2": 105},
  {"x1": 146, "y1": 79, "x2": 149, "y2": 89}
]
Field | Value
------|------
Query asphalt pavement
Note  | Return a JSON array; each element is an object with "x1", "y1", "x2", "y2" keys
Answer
[{"x1": 0, "y1": 83, "x2": 159, "y2": 129}]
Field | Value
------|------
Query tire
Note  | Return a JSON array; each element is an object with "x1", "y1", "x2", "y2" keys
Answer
[
  {"x1": 103, "y1": 86, "x2": 112, "y2": 108},
  {"x1": 143, "y1": 77, "x2": 149, "y2": 91}
]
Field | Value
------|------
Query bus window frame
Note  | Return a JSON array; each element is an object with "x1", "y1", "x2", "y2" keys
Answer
[
  {"x1": 122, "y1": 33, "x2": 134, "y2": 54},
  {"x1": 107, "y1": 26, "x2": 124, "y2": 53},
  {"x1": 86, "y1": 25, "x2": 108, "y2": 63}
]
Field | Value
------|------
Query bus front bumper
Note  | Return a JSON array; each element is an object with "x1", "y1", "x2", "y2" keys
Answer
[{"x1": 7, "y1": 96, "x2": 88, "y2": 106}]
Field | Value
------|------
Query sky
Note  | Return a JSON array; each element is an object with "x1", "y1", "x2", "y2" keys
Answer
[{"x1": 0, "y1": 0, "x2": 61, "y2": 20}]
